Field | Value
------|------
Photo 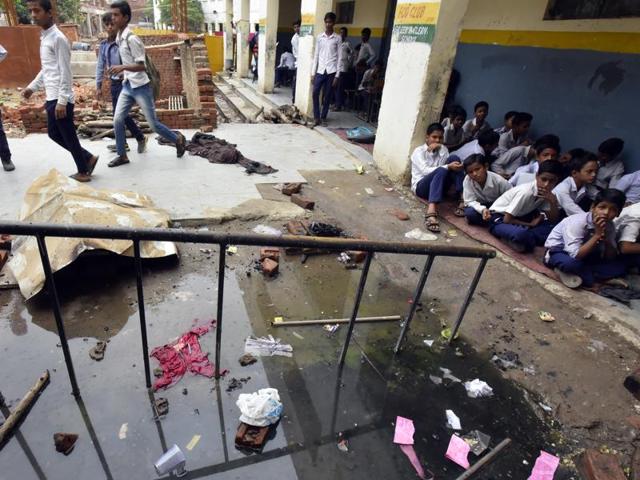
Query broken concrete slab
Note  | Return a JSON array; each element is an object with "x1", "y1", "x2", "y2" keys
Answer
[{"x1": 202, "y1": 199, "x2": 306, "y2": 225}]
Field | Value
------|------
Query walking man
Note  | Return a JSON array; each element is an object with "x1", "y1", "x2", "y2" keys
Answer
[
  {"x1": 311, "y1": 12, "x2": 342, "y2": 127},
  {"x1": 96, "y1": 12, "x2": 146, "y2": 154},
  {"x1": 0, "y1": 44, "x2": 14, "y2": 172},
  {"x1": 108, "y1": 1, "x2": 186, "y2": 168},
  {"x1": 290, "y1": 20, "x2": 300, "y2": 103},
  {"x1": 23, "y1": 0, "x2": 98, "y2": 182}
]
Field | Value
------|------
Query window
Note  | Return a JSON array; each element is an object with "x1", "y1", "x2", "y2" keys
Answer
[
  {"x1": 336, "y1": 1, "x2": 355, "y2": 24},
  {"x1": 544, "y1": 0, "x2": 640, "y2": 20}
]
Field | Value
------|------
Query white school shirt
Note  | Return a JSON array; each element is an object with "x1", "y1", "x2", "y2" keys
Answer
[
  {"x1": 278, "y1": 52, "x2": 296, "y2": 69},
  {"x1": 553, "y1": 177, "x2": 588, "y2": 216},
  {"x1": 614, "y1": 171, "x2": 640, "y2": 204},
  {"x1": 355, "y1": 42, "x2": 375, "y2": 66},
  {"x1": 463, "y1": 171, "x2": 512, "y2": 214},
  {"x1": 291, "y1": 33, "x2": 299, "y2": 61},
  {"x1": 493, "y1": 130, "x2": 527, "y2": 157},
  {"x1": 616, "y1": 203, "x2": 640, "y2": 244},
  {"x1": 312, "y1": 32, "x2": 342, "y2": 77},
  {"x1": 338, "y1": 40, "x2": 353, "y2": 73},
  {"x1": 462, "y1": 118, "x2": 492, "y2": 141},
  {"x1": 116, "y1": 26, "x2": 149, "y2": 88},
  {"x1": 491, "y1": 145, "x2": 531, "y2": 176},
  {"x1": 0, "y1": 44, "x2": 6, "y2": 63},
  {"x1": 443, "y1": 124, "x2": 463, "y2": 148},
  {"x1": 410, "y1": 143, "x2": 450, "y2": 193},
  {"x1": 27, "y1": 25, "x2": 74, "y2": 105},
  {"x1": 490, "y1": 180, "x2": 549, "y2": 217},
  {"x1": 545, "y1": 211, "x2": 616, "y2": 258},
  {"x1": 450, "y1": 139, "x2": 483, "y2": 162},
  {"x1": 494, "y1": 126, "x2": 509, "y2": 135},
  {"x1": 595, "y1": 158, "x2": 625, "y2": 190},
  {"x1": 509, "y1": 161, "x2": 539, "y2": 186}
]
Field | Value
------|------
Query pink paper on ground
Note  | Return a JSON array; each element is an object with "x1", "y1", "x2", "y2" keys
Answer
[
  {"x1": 528, "y1": 451, "x2": 560, "y2": 480},
  {"x1": 393, "y1": 416, "x2": 415, "y2": 445},
  {"x1": 399, "y1": 444, "x2": 426, "y2": 480},
  {"x1": 446, "y1": 434, "x2": 470, "y2": 469}
]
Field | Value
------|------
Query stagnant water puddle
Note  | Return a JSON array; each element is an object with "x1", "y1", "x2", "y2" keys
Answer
[{"x1": 0, "y1": 245, "x2": 568, "y2": 479}]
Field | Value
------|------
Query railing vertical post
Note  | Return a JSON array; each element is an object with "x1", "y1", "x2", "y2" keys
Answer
[
  {"x1": 338, "y1": 252, "x2": 373, "y2": 367},
  {"x1": 448, "y1": 258, "x2": 488, "y2": 345},
  {"x1": 215, "y1": 244, "x2": 226, "y2": 379},
  {"x1": 133, "y1": 240, "x2": 152, "y2": 389},
  {"x1": 35, "y1": 235, "x2": 80, "y2": 397},
  {"x1": 394, "y1": 255, "x2": 435, "y2": 353}
]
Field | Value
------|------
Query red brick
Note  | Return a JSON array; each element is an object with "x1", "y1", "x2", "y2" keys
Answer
[
  {"x1": 260, "y1": 248, "x2": 280, "y2": 262},
  {"x1": 286, "y1": 221, "x2": 308, "y2": 236},
  {"x1": 390, "y1": 208, "x2": 410, "y2": 221},
  {"x1": 0, "y1": 250, "x2": 8, "y2": 271},
  {"x1": 201, "y1": 125, "x2": 214, "y2": 133},
  {"x1": 0, "y1": 234, "x2": 12, "y2": 250},
  {"x1": 347, "y1": 251, "x2": 366, "y2": 263},
  {"x1": 261, "y1": 258, "x2": 279, "y2": 276},
  {"x1": 290, "y1": 194, "x2": 315, "y2": 210},
  {"x1": 282, "y1": 183, "x2": 302, "y2": 196},
  {"x1": 577, "y1": 450, "x2": 626, "y2": 480}
]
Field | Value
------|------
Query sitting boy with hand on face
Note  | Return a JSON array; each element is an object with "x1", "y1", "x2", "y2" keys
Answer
[
  {"x1": 462, "y1": 154, "x2": 512, "y2": 226},
  {"x1": 488, "y1": 160, "x2": 563, "y2": 253},
  {"x1": 552, "y1": 153, "x2": 598, "y2": 216},
  {"x1": 544, "y1": 189, "x2": 627, "y2": 289}
]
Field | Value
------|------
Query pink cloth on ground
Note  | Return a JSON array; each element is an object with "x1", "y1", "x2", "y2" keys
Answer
[
  {"x1": 528, "y1": 451, "x2": 560, "y2": 480},
  {"x1": 394, "y1": 416, "x2": 415, "y2": 445},
  {"x1": 446, "y1": 434, "x2": 470, "y2": 469}
]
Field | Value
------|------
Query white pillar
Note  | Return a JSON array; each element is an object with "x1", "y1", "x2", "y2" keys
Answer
[
  {"x1": 86, "y1": 13, "x2": 93, "y2": 37},
  {"x1": 257, "y1": 0, "x2": 279, "y2": 93},
  {"x1": 223, "y1": 0, "x2": 234, "y2": 70},
  {"x1": 374, "y1": 0, "x2": 470, "y2": 181},
  {"x1": 236, "y1": 0, "x2": 250, "y2": 77},
  {"x1": 294, "y1": 0, "x2": 332, "y2": 118}
]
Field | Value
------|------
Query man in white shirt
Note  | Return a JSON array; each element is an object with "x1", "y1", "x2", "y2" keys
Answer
[
  {"x1": 290, "y1": 20, "x2": 300, "y2": 103},
  {"x1": 108, "y1": 1, "x2": 186, "y2": 168},
  {"x1": 23, "y1": 0, "x2": 98, "y2": 182},
  {"x1": 0, "y1": 44, "x2": 13, "y2": 172},
  {"x1": 334, "y1": 27, "x2": 353, "y2": 111},
  {"x1": 354, "y1": 27, "x2": 375, "y2": 88},
  {"x1": 311, "y1": 12, "x2": 342, "y2": 126},
  {"x1": 274, "y1": 49, "x2": 295, "y2": 88}
]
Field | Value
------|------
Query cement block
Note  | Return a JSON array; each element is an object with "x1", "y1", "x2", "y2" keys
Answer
[{"x1": 290, "y1": 194, "x2": 314, "y2": 210}]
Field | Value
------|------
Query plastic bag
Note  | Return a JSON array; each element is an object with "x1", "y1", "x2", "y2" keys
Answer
[
  {"x1": 464, "y1": 379, "x2": 494, "y2": 398},
  {"x1": 236, "y1": 388, "x2": 283, "y2": 427},
  {"x1": 252, "y1": 225, "x2": 282, "y2": 236}
]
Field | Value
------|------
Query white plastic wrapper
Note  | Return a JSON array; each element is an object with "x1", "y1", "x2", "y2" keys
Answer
[
  {"x1": 236, "y1": 388, "x2": 283, "y2": 427},
  {"x1": 464, "y1": 379, "x2": 494, "y2": 398}
]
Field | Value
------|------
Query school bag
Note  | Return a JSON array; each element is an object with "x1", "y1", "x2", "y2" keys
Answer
[{"x1": 125, "y1": 33, "x2": 161, "y2": 100}]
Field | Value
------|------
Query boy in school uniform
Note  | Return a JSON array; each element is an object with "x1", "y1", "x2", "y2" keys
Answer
[
  {"x1": 508, "y1": 140, "x2": 561, "y2": 186},
  {"x1": 449, "y1": 130, "x2": 499, "y2": 164},
  {"x1": 489, "y1": 160, "x2": 563, "y2": 252},
  {"x1": 552, "y1": 154, "x2": 598, "y2": 216},
  {"x1": 443, "y1": 106, "x2": 466, "y2": 151},
  {"x1": 462, "y1": 101, "x2": 491, "y2": 142},
  {"x1": 617, "y1": 202, "x2": 640, "y2": 269},
  {"x1": 495, "y1": 135, "x2": 559, "y2": 181},
  {"x1": 493, "y1": 112, "x2": 533, "y2": 157},
  {"x1": 592, "y1": 138, "x2": 625, "y2": 193},
  {"x1": 494, "y1": 111, "x2": 517, "y2": 135},
  {"x1": 545, "y1": 189, "x2": 627, "y2": 288},
  {"x1": 463, "y1": 154, "x2": 512, "y2": 226},
  {"x1": 614, "y1": 170, "x2": 640, "y2": 205},
  {"x1": 333, "y1": 26, "x2": 353, "y2": 111},
  {"x1": 311, "y1": 12, "x2": 342, "y2": 127},
  {"x1": 411, "y1": 122, "x2": 464, "y2": 233}
]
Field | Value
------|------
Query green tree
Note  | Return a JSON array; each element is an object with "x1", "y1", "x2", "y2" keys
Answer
[
  {"x1": 145, "y1": 0, "x2": 205, "y2": 33},
  {"x1": 9, "y1": 0, "x2": 81, "y2": 24}
]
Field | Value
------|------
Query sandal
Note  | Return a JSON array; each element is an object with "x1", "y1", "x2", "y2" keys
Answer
[
  {"x1": 425, "y1": 213, "x2": 440, "y2": 233},
  {"x1": 454, "y1": 201, "x2": 465, "y2": 217}
]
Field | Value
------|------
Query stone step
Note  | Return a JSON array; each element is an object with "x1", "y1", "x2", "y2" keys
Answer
[
  {"x1": 212, "y1": 77, "x2": 259, "y2": 122},
  {"x1": 71, "y1": 60, "x2": 98, "y2": 77}
]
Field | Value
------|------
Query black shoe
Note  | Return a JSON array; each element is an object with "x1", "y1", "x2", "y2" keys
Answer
[
  {"x1": 108, "y1": 155, "x2": 130, "y2": 168},
  {"x1": 176, "y1": 133, "x2": 187, "y2": 158},
  {"x1": 137, "y1": 135, "x2": 148, "y2": 154},
  {"x1": 87, "y1": 155, "x2": 99, "y2": 175},
  {"x1": 313, "y1": 119, "x2": 321, "y2": 127},
  {"x1": 107, "y1": 144, "x2": 130, "y2": 152},
  {"x1": 2, "y1": 158, "x2": 15, "y2": 172}
]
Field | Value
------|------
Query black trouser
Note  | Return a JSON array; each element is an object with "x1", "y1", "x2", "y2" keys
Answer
[
  {"x1": 45, "y1": 100, "x2": 93, "y2": 174},
  {"x1": 291, "y1": 69, "x2": 297, "y2": 103},
  {"x1": 110, "y1": 80, "x2": 144, "y2": 141},
  {"x1": 0, "y1": 111, "x2": 11, "y2": 161}
]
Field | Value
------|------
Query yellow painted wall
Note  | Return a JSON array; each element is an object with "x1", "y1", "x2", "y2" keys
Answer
[
  {"x1": 204, "y1": 34, "x2": 224, "y2": 72},
  {"x1": 332, "y1": 0, "x2": 392, "y2": 37}
]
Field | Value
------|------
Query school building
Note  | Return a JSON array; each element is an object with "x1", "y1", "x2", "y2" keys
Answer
[{"x1": 220, "y1": 0, "x2": 639, "y2": 183}]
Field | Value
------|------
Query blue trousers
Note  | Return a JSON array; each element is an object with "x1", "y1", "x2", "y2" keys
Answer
[
  {"x1": 111, "y1": 81, "x2": 144, "y2": 141},
  {"x1": 0, "y1": 111, "x2": 11, "y2": 161},
  {"x1": 489, "y1": 212, "x2": 554, "y2": 252},
  {"x1": 464, "y1": 207, "x2": 488, "y2": 226},
  {"x1": 545, "y1": 250, "x2": 627, "y2": 287},
  {"x1": 114, "y1": 82, "x2": 177, "y2": 157},
  {"x1": 45, "y1": 100, "x2": 93, "y2": 174},
  {"x1": 415, "y1": 158, "x2": 464, "y2": 204},
  {"x1": 312, "y1": 72, "x2": 335, "y2": 120}
]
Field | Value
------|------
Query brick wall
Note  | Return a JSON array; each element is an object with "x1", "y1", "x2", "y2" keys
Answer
[
  {"x1": 19, "y1": 105, "x2": 48, "y2": 134},
  {"x1": 145, "y1": 48, "x2": 182, "y2": 98},
  {"x1": 139, "y1": 34, "x2": 181, "y2": 46}
]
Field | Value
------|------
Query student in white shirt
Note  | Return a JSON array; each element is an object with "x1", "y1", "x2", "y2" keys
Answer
[
  {"x1": 462, "y1": 101, "x2": 491, "y2": 142},
  {"x1": 311, "y1": 12, "x2": 342, "y2": 126},
  {"x1": 353, "y1": 27, "x2": 375, "y2": 88},
  {"x1": 545, "y1": 189, "x2": 627, "y2": 288},
  {"x1": 290, "y1": 20, "x2": 300, "y2": 103},
  {"x1": 443, "y1": 106, "x2": 466, "y2": 151},
  {"x1": 463, "y1": 154, "x2": 512, "y2": 226},
  {"x1": 617, "y1": 202, "x2": 640, "y2": 268},
  {"x1": 489, "y1": 160, "x2": 562, "y2": 252},
  {"x1": 23, "y1": 0, "x2": 98, "y2": 182},
  {"x1": 494, "y1": 111, "x2": 517, "y2": 136},
  {"x1": 0, "y1": 43, "x2": 13, "y2": 172},
  {"x1": 411, "y1": 123, "x2": 464, "y2": 233},
  {"x1": 334, "y1": 26, "x2": 353, "y2": 111},
  {"x1": 274, "y1": 48, "x2": 295, "y2": 87},
  {"x1": 493, "y1": 112, "x2": 533, "y2": 157},
  {"x1": 553, "y1": 154, "x2": 598, "y2": 216},
  {"x1": 614, "y1": 170, "x2": 640, "y2": 205},
  {"x1": 449, "y1": 130, "x2": 500, "y2": 164},
  {"x1": 495, "y1": 135, "x2": 559, "y2": 180},
  {"x1": 593, "y1": 137, "x2": 625, "y2": 193}
]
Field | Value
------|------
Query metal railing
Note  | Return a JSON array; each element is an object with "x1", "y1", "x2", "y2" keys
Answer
[{"x1": 0, "y1": 221, "x2": 495, "y2": 397}]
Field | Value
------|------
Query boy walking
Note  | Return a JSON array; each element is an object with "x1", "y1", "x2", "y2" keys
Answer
[
  {"x1": 23, "y1": 0, "x2": 98, "y2": 182},
  {"x1": 108, "y1": 1, "x2": 186, "y2": 168},
  {"x1": 0, "y1": 44, "x2": 14, "y2": 172},
  {"x1": 96, "y1": 12, "x2": 146, "y2": 154},
  {"x1": 311, "y1": 12, "x2": 342, "y2": 126}
]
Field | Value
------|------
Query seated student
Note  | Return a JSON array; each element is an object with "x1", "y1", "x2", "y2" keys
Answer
[
  {"x1": 494, "y1": 110, "x2": 517, "y2": 135},
  {"x1": 552, "y1": 153, "x2": 598, "y2": 216},
  {"x1": 274, "y1": 48, "x2": 296, "y2": 87},
  {"x1": 411, "y1": 122, "x2": 465, "y2": 233},
  {"x1": 441, "y1": 104, "x2": 461, "y2": 129},
  {"x1": 488, "y1": 160, "x2": 563, "y2": 252},
  {"x1": 449, "y1": 130, "x2": 500, "y2": 164},
  {"x1": 462, "y1": 101, "x2": 491, "y2": 142},
  {"x1": 616, "y1": 202, "x2": 640, "y2": 268},
  {"x1": 592, "y1": 138, "x2": 625, "y2": 195},
  {"x1": 493, "y1": 112, "x2": 533, "y2": 157},
  {"x1": 463, "y1": 154, "x2": 512, "y2": 226},
  {"x1": 494, "y1": 134, "x2": 559, "y2": 179},
  {"x1": 544, "y1": 189, "x2": 627, "y2": 288},
  {"x1": 558, "y1": 147, "x2": 586, "y2": 179},
  {"x1": 443, "y1": 106, "x2": 466, "y2": 151},
  {"x1": 507, "y1": 138, "x2": 561, "y2": 185},
  {"x1": 613, "y1": 170, "x2": 640, "y2": 205}
]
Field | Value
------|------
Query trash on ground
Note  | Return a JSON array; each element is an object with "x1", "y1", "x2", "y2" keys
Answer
[
  {"x1": 292, "y1": 331, "x2": 304, "y2": 340},
  {"x1": 446, "y1": 409, "x2": 462, "y2": 430},
  {"x1": 423, "y1": 339, "x2": 435, "y2": 347},
  {"x1": 346, "y1": 126, "x2": 376, "y2": 144},
  {"x1": 151, "y1": 321, "x2": 223, "y2": 390},
  {"x1": 226, "y1": 377, "x2": 251, "y2": 392},
  {"x1": 239, "y1": 353, "x2": 257, "y2": 366},
  {"x1": 393, "y1": 416, "x2": 415, "y2": 445},
  {"x1": 538, "y1": 311, "x2": 555, "y2": 322},
  {"x1": 252, "y1": 225, "x2": 282, "y2": 236},
  {"x1": 235, "y1": 422, "x2": 270, "y2": 452},
  {"x1": 323, "y1": 324, "x2": 340, "y2": 334},
  {"x1": 364, "y1": 187, "x2": 375, "y2": 195},
  {"x1": 186, "y1": 434, "x2": 201, "y2": 451},
  {"x1": 400, "y1": 444, "x2": 427, "y2": 479},
  {"x1": 446, "y1": 434, "x2": 470, "y2": 469},
  {"x1": 281, "y1": 183, "x2": 302, "y2": 196},
  {"x1": 385, "y1": 187, "x2": 394, "y2": 192},
  {"x1": 390, "y1": 208, "x2": 410, "y2": 221},
  {"x1": 440, "y1": 327, "x2": 459, "y2": 341},
  {"x1": 355, "y1": 165, "x2": 365, "y2": 174},
  {"x1": 462, "y1": 430, "x2": 491, "y2": 456},
  {"x1": 539, "y1": 402, "x2": 553, "y2": 412},
  {"x1": 154, "y1": 398, "x2": 169, "y2": 417},
  {"x1": 154, "y1": 444, "x2": 187, "y2": 477},
  {"x1": 236, "y1": 388, "x2": 283, "y2": 427},
  {"x1": 405, "y1": 228, "x2": 438, "y2": 242},
  {"x1": 464, "y1": 379, "x2": 494, "y2": 398},
  {"x1": 588, "y1": 339, "x2": 607, "y2": 352},
  {"x1": 338, "y1": 252, "x2": 351, "y2": 264},
  {"x1": 492, "y1": 351, "x2": 521, "y2": 370},
  {"x1": 8, "y1": 169, "x2": 178, "y2": 299},
  {"x1": 447, "y1": 229, "x2": 458, "y2": 237},
  {"x1": 511, "y1": 307, "x2": 530, "y2": 313},
  {"x1": 429, "y1": 375, "x2": 443, "y2": 385},
  {"x1": 528, "y1": 451, "x2": 559, "y2": 480},
  {"x1": 89, "y1": 341, "x2": 107, "y2": 361},
  {"x1": 308, "y1": 222, "x2": 343, "y2": 237},
  {"x1": 226, "y1": 246, "x2": 238, "y2": 255},
  {"x1": 54, "y1": 432, "x2": 78, "y2": 455},
  {"x1": 439, "y1": 367, "x2": 462, "y2": 384},
  {"x1": 118, "y1": 423, "x2": 128, "y2": 440},
  {"x1": 337, "y1": 433, "x2": 349, "y2": 452},
  {"x1": 273, "y1": 316, "x2": 284, "y2": 324},
  {"x1": 244, "y1": 335, "x2": 293, "y2": 357}
]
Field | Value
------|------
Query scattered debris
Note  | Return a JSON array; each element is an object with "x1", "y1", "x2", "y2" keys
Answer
[
  {"x1": 446, "y1": 410, "x2": 462, "y2": 430},
  {"x1": 462, "y1": 430, "x2": 491, "y2": 456},
  {"x1": 118, "y1": 423, "x2": 128, "y2": 440},
  {"x1": 440, "y1": 328, "x2": 459, "y2": 341},
  {"x1": 355, "y1": 165, "x2": 365, "y2": 175},
  {"x1": 154, "y1": 444, "x2": 187, "y2": 477},
  {"x1": 405, "y1": 228, "x2": 438, "y2": 241},
  {"x1": 308, "y1": 222, "x2": 343, "y2": 237},
  {"x1": 235, "y1": 422, "x2": 270, "y2": 452},
  {"x1": 154, "y1": 398, "x2": 169, "y2": 417},
  {"x1": 323, "y1": 324, "x2": 340, "y2": 335},
  {"x1": 390, "y1": 208, "x2": 410, "y2": 221},
  {"x1": 364, "y1": 187, "x2": 375, "y2": 195},
  {"x1": 260, "y1": 258, "x2": 279, "y2": 276},
  {"x1": 393, "y1": 417, "x2": 426, "y2": 480},
  {"x1": 440, "y1": 368, "x2": 462, "y2": 384},
  {"x1": 583, "y1": 312, "x2": 594, "y2": 320},
  {"x1": 429, "y1": 375, "x2": 443, "y2": 385},
  {"x1": 153, "y1": 367, "x2": 164, "y2": 378},
  {"x1": 385, "y1": 187, "x2": 394, "y2": 192},
  {"x1": 89, "y1": 341, "x2": 107, "y2": 361},
  {"x1": 236, "y1": 388, "x2": 283, "y2": 427},
  {"x1": 539, "y1": 402, "x2": 553, "y2": 413},
  {"x1": 492, "y1": 351, "x2": 521, "y2": 370},
  {"x1": 282, "y1": 183, "x2": 302, "y2": 196},
  {"x1": 252, "y1": 225, "x2": 282, "y2": 236},
  {"x1": 226, "y1": 246, "x2": 238, "y2": 255},
  {"x1": 244, "y1": 335, "x2": 293, "y2": 357},
  {"x1": 423, "y1": 339, "x2": 435, "y2": 347},
  {"x1": 186, "y1": 434, "x2": 201, "y2": 451},
  {"x1": 290, "y1": 193, "x2": 315, "y2": 210},
  {"x1": 538, "y1": 311, "x2": 555, "y2": 322},
  {"x1": 528, "y1": 451, "x2": 559, "y2": 480},
  {"x1": 239, "y1": 353, "x2": 257, "y2": 366},
  {"x1": 588, "y1": 339, "x2": 607, "y2": 353},
  {"x1": 446, "y1": 434, "x2": 470, "y2": 469},
  {"x1": 227, "y1": 377, "x2": 251, "y2": 392},
  {"x1": 291, "y1": 331, "x2": 304, "y2": 340},
  {"x1": 337, "y1": 433, "x2": 349, "y2": 453},
  {"x1": 446, "y1": 229, "x2": 458, "y2": 238},
  {"x1": 53, "y1": 432, "x2": 78, "y2": 455},
  {"x1": 464, "y1": 379, "x2": 494, "y2": 398},
  {"x1": 182, "y1": 388, "x2": 188, "y2": 396},
  {"x1": 260, "y1": 247, "x2": 280, "y2": 261}
]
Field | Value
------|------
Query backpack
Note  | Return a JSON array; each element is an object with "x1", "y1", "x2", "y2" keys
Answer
[{"x1": 125, "y1": 33, "x2": 161, "y2": 100}]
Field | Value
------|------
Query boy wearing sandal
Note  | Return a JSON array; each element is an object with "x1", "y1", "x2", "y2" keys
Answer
[{"x1": 411, "y1": 122, "x2": 465, "y2": 233}]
